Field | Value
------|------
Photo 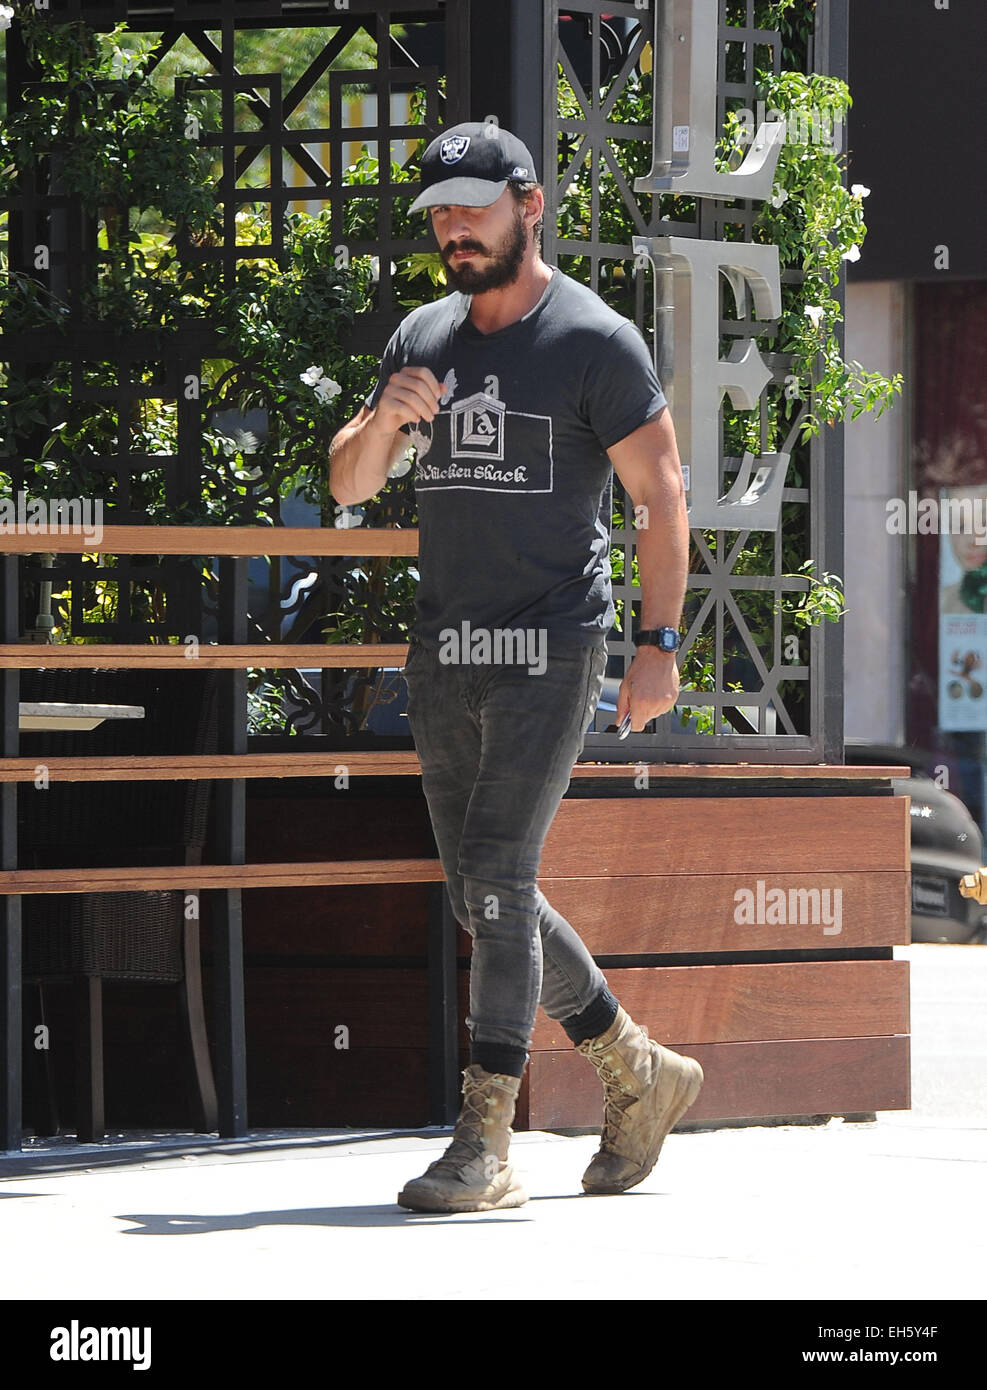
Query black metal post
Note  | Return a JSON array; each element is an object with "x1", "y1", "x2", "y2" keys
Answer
[
  {"x1": 210, "y1": 555, "x2": 249, "y2": 1136},
  {"x1": 0, "y1": 557, "x2": 22, "y2": 1152},
  {"x1": 73, "y1": 977, "x2": 104, "y2": 1144},
  {"x1": 815, "y1": 0, "x2": 849, "y2": 766},
  {"x1": 468, "y1": 0, "x2": 545, "y2": 161}
]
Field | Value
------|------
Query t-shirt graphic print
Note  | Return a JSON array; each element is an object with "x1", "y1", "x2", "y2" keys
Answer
[{"x1": 411, "y1": 386, "x2": 553, "y2": 494}]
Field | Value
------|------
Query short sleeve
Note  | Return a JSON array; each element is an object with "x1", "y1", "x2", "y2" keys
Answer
[
  {"x1": 582, "y1": 321, "x2": 667, "y2": 451},
  {"x1": 364, "y1": 328, "x2": 405, "y2": 412}
]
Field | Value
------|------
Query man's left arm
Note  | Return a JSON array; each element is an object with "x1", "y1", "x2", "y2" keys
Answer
[{"x1": 607, "y1": 407, "x2": 690, "y2": 732}]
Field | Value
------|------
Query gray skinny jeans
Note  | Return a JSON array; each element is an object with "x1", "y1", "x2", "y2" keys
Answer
[{"x1": 402, "y1": 633, "x2": 610, "y2": 1059}]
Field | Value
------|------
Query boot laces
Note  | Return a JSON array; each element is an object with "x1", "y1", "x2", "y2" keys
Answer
[
  {"x1": 429, "y1": 1078, "x2": 498, "y2": 1176},
  {"x1": 593, "y1": 1053, "x2": 637, "y2": 1150}
]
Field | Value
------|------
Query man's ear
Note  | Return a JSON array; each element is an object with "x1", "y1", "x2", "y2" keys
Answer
[{"x1": 522, "y1": 187, "x2": 544, "y2": 234}]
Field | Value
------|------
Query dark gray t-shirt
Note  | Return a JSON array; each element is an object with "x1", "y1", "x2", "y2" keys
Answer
[{"x1": 366, "y1": 267, "x2": 666, "y2": 652}]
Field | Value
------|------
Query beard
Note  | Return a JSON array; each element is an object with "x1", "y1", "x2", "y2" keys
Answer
[{"x1": 440, "y1": 207, "x2": 528, "y2": 294}]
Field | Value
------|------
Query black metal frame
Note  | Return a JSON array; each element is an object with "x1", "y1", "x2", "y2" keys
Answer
[
  {"x1": 813, "y1": 0, "x2": 848, "y2": 766},
  {"x1": 209, "y1": 557, "x2": 249, "y2": 1137},
  {"x1": 0, "y1": 0, "x2": 848, "y2": 1148},
  {"x1": 0, "y1": 0, "x2": 473, "y2": 1151},
  {"x1": 1, "y1": 0, "x2": 846, "y2": 754},
  {"x1": 0, "y1": 2, "x2": 468, "y2": 659},
  {"x1": 0, "y1": 561, "x2": 20, "y2": 1151}
]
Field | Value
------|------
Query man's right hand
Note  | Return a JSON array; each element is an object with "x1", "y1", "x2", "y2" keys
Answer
[{"x1": 368, "y1": 366, "x2": 446, "y2": 438}]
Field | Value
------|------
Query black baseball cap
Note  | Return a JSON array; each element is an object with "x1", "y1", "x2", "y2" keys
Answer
[{"x1": 409, "y1": 122, "x2": 539, "y2": 213}]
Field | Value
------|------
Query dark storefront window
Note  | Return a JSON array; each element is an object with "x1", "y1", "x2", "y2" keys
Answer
[{"x1": 910, "y1": 281, "x2": 987, "y2": 831}]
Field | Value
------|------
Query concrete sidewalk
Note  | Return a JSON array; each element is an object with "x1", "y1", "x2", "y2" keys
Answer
[{"x1": 1, "y1": 944, "x2": 984, "y2": 1302}]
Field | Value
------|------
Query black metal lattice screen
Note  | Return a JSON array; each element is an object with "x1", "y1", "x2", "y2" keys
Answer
[
  {"x1": 0, "y1": 1, "x2": 469, "y2": 736},
  {"x1": 1, "y1": 0, "x2": 845, "y2": 756}
]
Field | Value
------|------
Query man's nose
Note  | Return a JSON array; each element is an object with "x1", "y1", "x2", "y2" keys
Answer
[{"x1": 445, "y1": 209, "x2": 475, "y2": 239}]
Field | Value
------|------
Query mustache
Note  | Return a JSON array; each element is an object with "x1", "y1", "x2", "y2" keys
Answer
[{"x1": 443, "y1": 240, "x2": 487, "y2": 257}]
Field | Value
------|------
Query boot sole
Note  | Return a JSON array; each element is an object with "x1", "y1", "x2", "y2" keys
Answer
[
  {"x1": 397, "y1": 1178, "x2": 529, "y2": 1214},
  {"x1": 582, "y1": 1053, "x2": 704, "y2": 1195}
]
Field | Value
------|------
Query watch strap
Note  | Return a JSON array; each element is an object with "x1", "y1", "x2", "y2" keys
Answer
[{"x1": 635, "y1": 627, "x2": 681, "y2": 652}]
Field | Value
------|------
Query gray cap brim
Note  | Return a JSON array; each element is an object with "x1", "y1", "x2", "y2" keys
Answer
[{"x1": 408, "y1": 176, "x2": 508, "y2": 213}]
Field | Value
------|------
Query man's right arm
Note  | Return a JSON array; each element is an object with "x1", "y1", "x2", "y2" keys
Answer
[
  {"x1": 329, "y1": 366, "x2": 445, "y2": 507},
  {"x1": 328, "y1": 406, "x2": 408, "y2": 507}
]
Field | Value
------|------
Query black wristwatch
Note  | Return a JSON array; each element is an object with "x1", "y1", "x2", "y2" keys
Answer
[{"x1": 635, "y1": 627, "x2": 681, "y2": 653}]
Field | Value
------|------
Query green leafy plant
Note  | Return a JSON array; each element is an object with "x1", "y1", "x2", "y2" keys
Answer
[
  {"x1": 558, "y1": 2, "x2": 896, "y2": 736},
  {"x1": 785, "y1": 560, "x2": 846, "y2": 628}
]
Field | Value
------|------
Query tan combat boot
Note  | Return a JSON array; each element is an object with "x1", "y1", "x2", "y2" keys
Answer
[
  {"x1": 576, "y1": 1006, "x2": 703, "y2": 1194},
  {"x1": 397, "y1": 1065, "x2": 528, "y2": 1213}
]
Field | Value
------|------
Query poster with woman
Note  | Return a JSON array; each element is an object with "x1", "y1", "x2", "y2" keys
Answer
[{"x1": 940, "y1": 485, "x2": 987, "y2": 730}]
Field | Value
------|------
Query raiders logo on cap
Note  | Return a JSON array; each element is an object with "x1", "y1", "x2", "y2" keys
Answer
[
  {"x1": 440, "y1": 135, "x2": 471, "y2": 164},
  {"x1": 409, "y1": 122, "x2": 539, "y2": 213}
]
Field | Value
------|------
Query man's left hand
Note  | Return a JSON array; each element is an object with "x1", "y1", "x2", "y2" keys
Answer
[{"x1": 615, "y1": 649, "x2": 680, "y2": 733}]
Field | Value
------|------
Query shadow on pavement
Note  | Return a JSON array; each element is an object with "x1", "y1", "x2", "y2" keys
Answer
[
  {"x1": 117, "y1": 1206, "x2": 535, "y2": 1232},
  {"x1": 115, "y1": 1190, "x2": 658, "y2": 1234}
]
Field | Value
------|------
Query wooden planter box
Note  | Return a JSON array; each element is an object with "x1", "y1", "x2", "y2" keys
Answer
[
  {"x1": 224, "y1": 766, "x2": 910, "y2": 1130},
  {"x1": 515, "y1": 782, "x2": 910, "y2": 1127},
  {"x1": 25, "y1": 766, "x2": 908, "y2": 1134}
]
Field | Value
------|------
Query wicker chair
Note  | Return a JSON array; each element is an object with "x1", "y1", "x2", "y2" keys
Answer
[{"x1": 17, "y1": 667, "x2": 220, "y2": 1141}]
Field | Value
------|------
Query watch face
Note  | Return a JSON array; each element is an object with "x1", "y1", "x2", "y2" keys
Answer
[{"x1": 659, "y1": 629, "x2": 679, "y2": 651}]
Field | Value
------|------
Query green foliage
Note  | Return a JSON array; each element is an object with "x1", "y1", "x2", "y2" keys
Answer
[
  {"x1": 561, "y1": 2, "x2": 898, "y2": 736},
  {"x1": 742, "y1": 67, "x2": 903, "y2": 441},
  {"x1": 786, "y1": 560, "x2": 846, "y2": 629},
  {"x1": 1, "y1": 12, "x2": 215, "y2": 228}
]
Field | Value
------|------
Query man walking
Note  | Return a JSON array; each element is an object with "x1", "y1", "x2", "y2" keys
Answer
[{"x1": 329, "y1": 121, "x2": 703, "y2": 1213}]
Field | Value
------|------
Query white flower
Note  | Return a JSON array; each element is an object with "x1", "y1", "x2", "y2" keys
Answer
[
  {"x1": 301, "y1": 366, "x2": 341, "y2": 403},
  {"x1": 313, "y1": 376, "x2": 341, "y2": 403},
  {"x1": 842, "y1": 245, "x2": 862, "y2": 263},
  {"x1": 0, "y1": 6, "x2": 15, "y2": 32},
  {"x1": 566, "y1": 183, "x2": 581, "y2": 198},
  {"x1": 388, "y1": 454, "x2": 413, "y2": 479},
  {"x1": 804, "y1": 305, "x2": 824, "y2": 329},
  {"x1": 333, "y1": 504, "x2": 365, "y2": 529},
  {"x1": 850, "y1": 183, "x2": 871, "y2": 199},
  {"x1": 770, "y1": 188, "x2": 790, "y2": 209}
]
